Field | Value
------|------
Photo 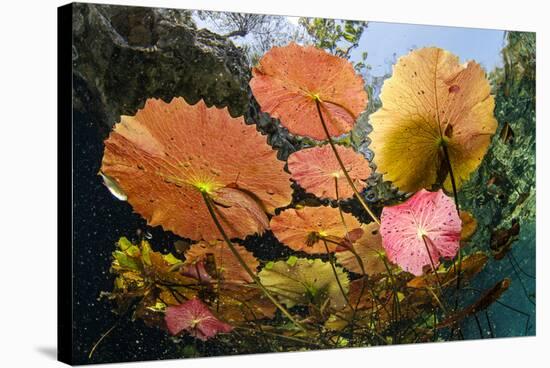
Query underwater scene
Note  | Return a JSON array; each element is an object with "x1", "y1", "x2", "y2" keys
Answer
[{"x1": 71, "y1": 3, "x2": 536, "y2": 364}]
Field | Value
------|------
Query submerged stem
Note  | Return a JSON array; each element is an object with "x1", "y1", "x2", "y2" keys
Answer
[
  {"x1": 322, "y1": 239, "x2": 351, "y2": 309},
  {"x1": 421, "y1": 235, "x2": 445, "y2": 296},
  {"x1": 334, "y1": 176, "x2": 369, "y2": 345},
  {"x1": 315, "y1": 99, "x2": 380, "y2": 225},
  {"x1": 440, "y1": 141, "x2": 466, "y2": 341},
  {"x1": 234, "y1": 326, "x2": 322, "y2": 348},
  {"x1": 88, "y1": 323, "x2": 118, "y2": 360},
  {"x1": 201, "y1": 192, "x2": 308, "y2": 333},
  {"x1": 440, "y1": 143, "x2": 460, "y2": 215},
  {"x1": 334, "y1": 177, "x2": 368, "y2": 309},
  {"x1": 381, "y1": 256, "x2": 402, "y2": 343}
]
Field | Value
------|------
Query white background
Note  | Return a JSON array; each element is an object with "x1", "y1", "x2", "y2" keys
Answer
[{"x1": 0, "y1": 0, "x2": 546, "y2": 366}]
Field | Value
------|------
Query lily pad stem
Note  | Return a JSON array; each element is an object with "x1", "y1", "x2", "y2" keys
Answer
[
  {"x1": 322, "y1": 239, "x2": 351, "y2": 309},
  {"x1": 315, "y1": 99, "x2": 380, "y2": 225},
  {"x1": 440, "y1": 142, "x2": 460, "y2": 215},
  {"x1": 440, "y1": 141, "x2": 466, "y2": 339}
]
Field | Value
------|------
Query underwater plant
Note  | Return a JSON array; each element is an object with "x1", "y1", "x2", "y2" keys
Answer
[
  {"x1": 101, "y1": 96, "x2": 307, "y2": 332},
  {"x1": 369, "y1": 47, "x2": 498, "y2": 194},
  {"x1": 259, "y1": 257, "x2": 350, "y2": 309},
  {"x1": 407, "y1": 252, "x2": 488, "y2": 289},
  {"x1": 165, "y1": 298, "x2": 233, "y2": 340},
  {"x1": 101, "y1": 97, "x2": 293, "y2": 241},
  {"x1": 288, "y1": 144, "x2": 372, "y2": 200},
  {"x1": 250, "y1": 42, "x2": 367, "y2": 140},
  {"x1": 380, "y1": 189, "x2": 461, "y2": 276},
  {"x1": 335, "y1": 222, "x2": 387, "y2": 276},
  {"x1": 95, "y1": 33, "x2": 535, "y2": 360},
  {"x1": 183, "y1": 241, "x2": 260, "y2": 284},
  {"x1": 250, "y1": 42, "x2": 379, "y2": 223},
  {"x1": 270, "y1": 205, "x2": 361, "y2": 254}
]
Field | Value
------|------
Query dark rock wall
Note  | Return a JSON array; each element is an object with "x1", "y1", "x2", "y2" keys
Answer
[{"x1": 73, "y1": 3, "x2": 248, "y2": 128}]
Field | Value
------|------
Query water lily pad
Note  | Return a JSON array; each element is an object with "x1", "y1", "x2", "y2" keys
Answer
[
  {"x1": 183, "y1": 241, "x2": 259, "y2": 284},
  {"x1": 165, "y1": 298, "x2": 233, "y2": 340},
  {"x1": 407, "y1": 251, "x2": 489, "y2": 288},
  {"x1": 270, "y1": 206, "x2": 361, "y2": 254},
  {"x1": 250, "y1": 43, "x2": 367, "y2": 140},
  {"x1": 258, "y1": 257, "x2": 350, "y2": 309},
  {"x1": 370, "y1": 47, "x2": 497, "y2": 193},
  {"x1": 380, "y1": 189, "x2": 461, "y2": 276},
  {"x1": 101, "y1": 98, "x2": 292, "y2": 241},
  {"x1": 335, "y1": 222, "x2": 387, "y2": 275},
  {"x1": 288, "y1": 144, "x2": 372, "y2": 200}
]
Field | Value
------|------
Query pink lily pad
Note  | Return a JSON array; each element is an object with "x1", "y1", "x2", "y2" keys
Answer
[
  {"x1": 380, "y1": 189, "x2": 461, "y2": 276},
  {"x1": 165, "y1": 298, "x2": 233, "y2": 340}
]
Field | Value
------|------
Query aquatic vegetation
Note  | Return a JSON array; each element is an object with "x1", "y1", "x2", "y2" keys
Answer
[
  {"x1": 407, "y1": 252, "x2": 489, "y2": 289},
  {"x1": 101, "y1": 97, "x2": 292, "y2": 241},
  {"x1": 95, "y1": 32, "x2": 534, "y2": 360},
  {"x1": 270, "y1": 206, "x2": 361, "y2": 254},
  {"x1": 335, "y1": 222, "x2": 387, "y2": 276},
  {"x1": 288, "y1": 144, "x2": 372, "y2": 199},
  {"x1": 182, "y1": 241, "x2": 259, "y2": 284},
  {"x1": 380, "y1": 189, "x2": 461, "y2": 276},
  {"x1": 258, "y1": 257, "x2": 350, "y2": 309},
  {"x1": 104, "y1": 237, "x2": 198, "y2": 326},
  {"x1": 165, "y1": 298, "x2": 233, "y2": 340},
  {"x1": 369, "y1": 47, "x2": 498, "y2": 193},
  {"x1": 250, "y1": 42, "x2": 367, "y2": 140},
  {"x1": 436, "y1": 278, "x2": 511, "y2": 329},
  {"x1": 250, "y1": 42, "x2": 378, "y2": 222}
]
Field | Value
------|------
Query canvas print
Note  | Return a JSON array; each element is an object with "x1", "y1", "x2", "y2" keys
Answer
[{"x1": 59, "y1": 2, "x2": 536, "y2": 365}]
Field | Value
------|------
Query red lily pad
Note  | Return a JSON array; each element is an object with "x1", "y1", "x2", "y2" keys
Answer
[{"x1": 165, "y1": 298, "x2": 233, "y2": 340}]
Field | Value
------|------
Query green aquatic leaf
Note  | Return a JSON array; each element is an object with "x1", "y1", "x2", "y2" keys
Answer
[
  {"x1": 116, "y1": 236, "x2": 133, "y2": 251},
  {"x1": 141, "y1": 241, "x2": 152, "y2": 266},
  {"x1": 258, "y1": 257, "x2": 350, "y2": 309},
  {"x1": 163, "y1": 253, "x2": 181, "y2": 265},
  {"x1": 146, "y1": 301, "x2": 167, "y2": 312},
  {"x1": 114, "y1": 250, "x2": 140, "y2": 270},
  {"x1": 107, "y1": 237, "x2": 197, "y2": 315},
  {"x1": 126, "y1": 245, "x2": 140, "y2": 257},
  {"x1": 286, "y1": 256, "x2": 298, "y2": 267}
]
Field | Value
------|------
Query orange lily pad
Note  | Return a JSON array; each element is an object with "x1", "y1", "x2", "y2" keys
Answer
[
  {"x1": 335, "y1": 223, "x2": 387, "y2": 275},
  {"x1": 370, "y1": 47, "x2": 498, "y2": 193},
  {"x1": 270, "y1": 206, "x2": 361, "y2": 254},
  {"x1": 250, "y1": 43, "x2": 368, "y2": 140},
  {"x1": 215, "y1": 284, "x2": 277, "y2": 322},
  {"x1": 407, "y1": 251, "x2": 489, "y2": 289},
  {"x1": 183, "y1": 241, "x2": 259, "y2": 284},
  {"x1": 288, "y1": 144, "x2": 372, "y2": 200},
  {"x1": 101, "y1": 98, "x2": 293, "y2": 241}
]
